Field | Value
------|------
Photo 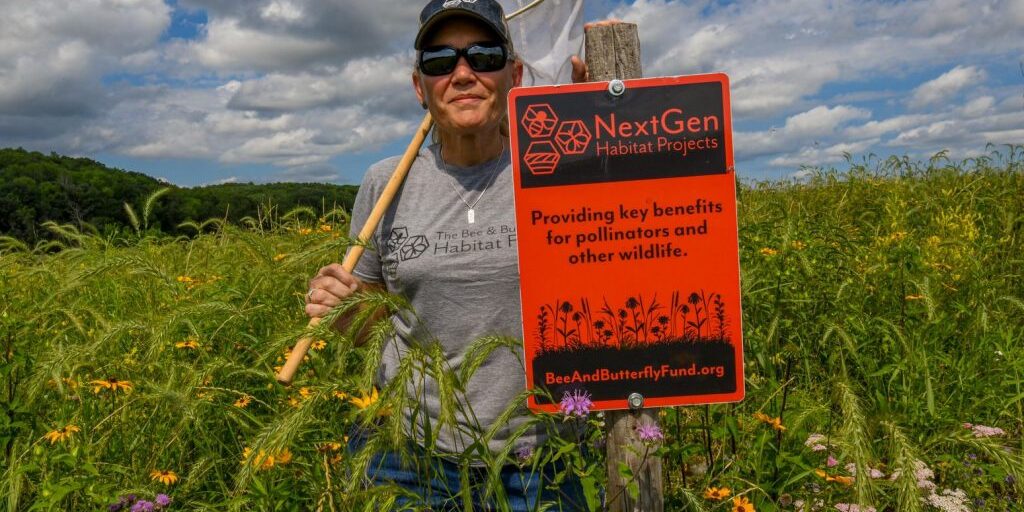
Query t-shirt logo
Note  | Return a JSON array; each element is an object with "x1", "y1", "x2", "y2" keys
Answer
[{"x1": 383, "y1": 227, "x2": 430, "y2": 277}]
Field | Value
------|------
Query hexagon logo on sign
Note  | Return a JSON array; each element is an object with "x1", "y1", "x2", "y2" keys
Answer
[
  {"x1": 523, "y1": 141, "x2": 560, "y2": 175},
  {"x1": 554, "y1": 120, "x2": 592, "y2": 155},
  {"x1": 521, "y1": 104, "x2": 559, "y2": 138}
]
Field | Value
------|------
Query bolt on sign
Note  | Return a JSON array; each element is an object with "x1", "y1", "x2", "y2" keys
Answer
[{"x1": 508, "y1": 74, "x2": 744, "y2": 412}]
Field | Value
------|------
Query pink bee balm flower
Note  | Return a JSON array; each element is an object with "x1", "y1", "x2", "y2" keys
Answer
[
  {"x1": 559, "y1": 389, "x2": 593, "y2": 418},
  {"x1": 636, "y1": 423, "x2": 664, "y2": 443}
]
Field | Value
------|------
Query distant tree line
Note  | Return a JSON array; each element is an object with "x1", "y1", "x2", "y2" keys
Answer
[{"x1": 0, "y1": 148, "x2": 358, "y2": 243}]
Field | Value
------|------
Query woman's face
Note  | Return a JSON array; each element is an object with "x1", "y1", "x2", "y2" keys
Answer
[{"x1": 413, "y1": 17, "x2": 522, "y2": 137}]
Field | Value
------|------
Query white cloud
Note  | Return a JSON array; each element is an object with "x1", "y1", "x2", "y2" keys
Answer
[
  {"x1": 959, "y1": 96, "x2": 996, "y2": 118},
  {"x1": 1012, "y1": 0, "x2": 1024, "y2": 23},
  {"x1": 225, "y1": 53, "x2": 413, "y2": 112},
  {"x1": 889, "y1": 109, "x2": 1024, "y2": 150},
  {"x1": 0, "y1": 0, "x2": 169, "y2": 131},
  {"x1": 784, "y1": 106, "x2": 871, "y2": 138},
  {"x1": 261, "y1": 0, "x2": 304, "y2": 23},
  {"x1": 843, "y1": 114, "x2": 938, "y2": 140},
  {"x1": 769, "y1": 139, "x2": 878, "y2": 168},
  {"x1": 609, "y1": 0, "x2": 1020, "y2": 120},
  {"x1": 735, "y1": 105, "x2": 870, "y2": 160},
  {"x1": 909, "y1": 66, "x2": 987, "y2": 109},
  {"x1": 192, "y1": 18, "x2": 338, "y2": 72}
]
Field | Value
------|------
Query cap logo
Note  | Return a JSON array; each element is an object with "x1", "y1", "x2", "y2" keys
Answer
[{"x1": 442, "y1": 0, "x2": 477, "y2": 8}]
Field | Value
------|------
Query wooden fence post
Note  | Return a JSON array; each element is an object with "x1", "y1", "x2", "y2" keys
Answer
[{"x1": 584, "y1": 22, "x2": 664, "y2": 512}]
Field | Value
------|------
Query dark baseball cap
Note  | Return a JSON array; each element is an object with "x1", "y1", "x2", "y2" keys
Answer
[{"x1": 414, "y1": 0, "x2": 512, "y2": 50}]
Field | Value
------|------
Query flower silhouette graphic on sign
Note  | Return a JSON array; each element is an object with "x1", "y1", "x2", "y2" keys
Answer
[
  {"x1": 524, "y1": 141, "x2": 560, "y2": 175},
  {"x1": 521, "y1": 104, "x2": 559, "y2": 138},
  {"x1": 554, "y1": 120, "x2": 592, "y2": 155}
]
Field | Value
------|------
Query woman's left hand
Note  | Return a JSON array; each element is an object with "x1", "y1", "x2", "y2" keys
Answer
[
  {"x1": 571, "y1": 20, "x2": 624, "y2": 83},
  {"x1": 571, "y1": 55, "x2": 588, "y2": 83}
]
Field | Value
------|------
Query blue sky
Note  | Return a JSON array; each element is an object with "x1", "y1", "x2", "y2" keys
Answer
[{"x1": 1, "y1": 0, "x2": 1021, "y2": 187}]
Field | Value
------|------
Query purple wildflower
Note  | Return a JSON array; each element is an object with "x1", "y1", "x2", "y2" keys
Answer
[
  {"x1": 514, "y1": 444, "x2": 534, "y2": 463},
  {"x1": 155, "y1": 494, "x2": 172, "y2": 508},
  {"x1": 636, "y1": 423, "x2": 664, "y2": 443},
  {"x1": 109, "y1": 495, "x2": 137, "y2": 512},
  {"x1": 827, "y1": 455, "x2": 838, "y2": 467},
  {"x1": 130, "y1": 501, "x2": 155, "y2": 512},
  {"x1": 559, "y1": 389, "x2": 592, "y2": 418},
  {"x1": 844, "y1": 462, "x2": 885, "y2": 479}
]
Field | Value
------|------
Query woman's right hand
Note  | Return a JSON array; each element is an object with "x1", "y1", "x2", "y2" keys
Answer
[{"x1": 305, "y1": 263, "x2": 362, "y2": 319}]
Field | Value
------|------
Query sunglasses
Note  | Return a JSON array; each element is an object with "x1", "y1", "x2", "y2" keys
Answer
[{"x1": 418, "y1": 42, "x2": 508, "y2": 76}]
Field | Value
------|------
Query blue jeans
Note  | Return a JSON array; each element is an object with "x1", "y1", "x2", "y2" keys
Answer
[{"x1": 351, "y1": 435, "x2": 588, "y2": 511}]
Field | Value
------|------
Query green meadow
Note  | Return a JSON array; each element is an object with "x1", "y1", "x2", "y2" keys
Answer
[{"x1": 2, "y1": 147, "x2": 1022, "y2": 511}]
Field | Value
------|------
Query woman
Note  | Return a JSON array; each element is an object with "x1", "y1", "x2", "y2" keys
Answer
[{"x1": 305, "y1": 0, "x2": 588, "y2": 509}]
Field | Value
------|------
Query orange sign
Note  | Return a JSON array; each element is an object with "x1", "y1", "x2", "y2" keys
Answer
[{"x1": 509, "y1": 74, "x2": 744, "y2": 412}]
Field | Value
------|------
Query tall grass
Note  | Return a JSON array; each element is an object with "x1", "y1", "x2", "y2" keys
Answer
[{"x1": 1, "y1": 147, "x2": 1021, "y2": 510}]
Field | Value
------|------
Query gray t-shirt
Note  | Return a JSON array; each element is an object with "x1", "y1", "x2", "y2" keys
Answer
[{"x1": 349, "y1": 143, "x2": 540, "y2": 457}]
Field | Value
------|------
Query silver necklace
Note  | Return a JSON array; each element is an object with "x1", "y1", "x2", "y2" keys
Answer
[{"x1": 439, "y1": 147, "x2": 505, "y2": 224}]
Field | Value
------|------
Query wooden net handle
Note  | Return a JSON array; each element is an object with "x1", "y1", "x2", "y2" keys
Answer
[{"x1": 276, "y1": 113, "x2": 434, "y2": 385}]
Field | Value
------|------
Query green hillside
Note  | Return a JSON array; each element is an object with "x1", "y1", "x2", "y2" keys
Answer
[{"x1": 0, "y1": 148, "x2": 358, "y2": 243}]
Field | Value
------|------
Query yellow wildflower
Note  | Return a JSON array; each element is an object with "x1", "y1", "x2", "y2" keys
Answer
[
  {"x1": 298, "y1": 228, "x2": 313, "y2": 236},
  {"x1": 319, "y1": 224, "x2": 332, "y2": 233},
  {"x1": 759, "y1": 247, "x2": 778, "y2": 257},
  {"x1": 791, "y1": 240, "x2": 806, "y2": 250},
  {"x1": 90, "y1": 378, "x2": 133, "y2": 394},
  {"x1": 175, "y1": 338, "x2": 200, "y2": 350},
  {"x1": 43, "y1": 424, "x2": 80, "y2": 444},
  {"x1": 276, "y1": 448, "x2": 292, "y2": 465},
  {"x1": 332, "y1": 390, "x2": 348, "y2": 400},
  {"x1": 233, "y1": 395, "x2": 252, "y2": 408},
  {"x1": 176, "y1": 276, "x2": 194, "y2": 283},
  {"x1": 150, "y1": 469, "x2": 178, "y2": 485},
  {"x1": 753, "y1": 412, "x2": 785, "y2": 431},
  {"x1": 318, "y1": 441, "x2": 344, "y2": 453},
  {"x1": 311, "y1": 340, "x2": 327, "y2": 351},
  {"x1": 815, "y1": 469, "x2": 854, "y2": 486},
  {"x1": 732, "y1": 496, "x2": 755, "y2": 512},
  {"x1": 273, "y1": 253, "x2": 287, "y2": 262},
  {"x1": 350, "y1": 388, "x2": 379, "y2": 410},
  {"x1": 242, "y1": 447, "x2": 292, "y2": 471},
  {"x1": 318, "y1": 440, "x2": 345, "y2": 464},
  {"x1": 832, "y1": 475, "x2": 854, "y2": 486},
  {"x1": 704, "y1": 486, "x2": 732, "y2": 500}
]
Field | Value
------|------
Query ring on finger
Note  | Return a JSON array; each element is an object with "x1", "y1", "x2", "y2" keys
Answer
[{"x1": 307, "y1": 288, "x2": 316, "y2": 302}]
